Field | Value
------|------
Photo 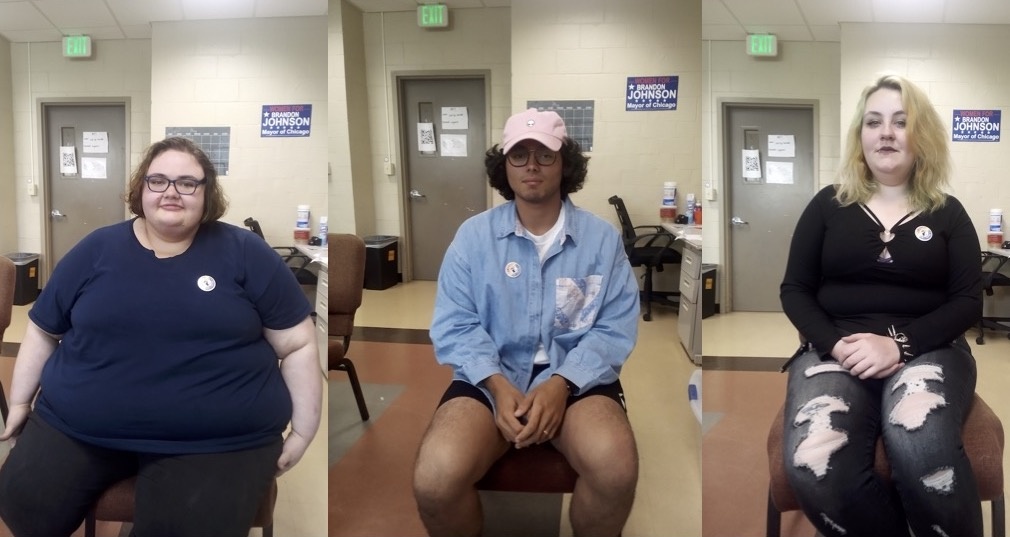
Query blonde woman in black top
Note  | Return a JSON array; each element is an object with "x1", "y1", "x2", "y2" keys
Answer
[{"x1": 779, "y1": 75, "x2": 982, "y2": 537}]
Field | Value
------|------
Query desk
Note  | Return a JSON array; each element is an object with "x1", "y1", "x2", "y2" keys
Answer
[
  {"x1": 660, "y1": 224, "x2": 703, "y2": 365},
  {"x1": 296, "y1": 244, "x2": 328, "y2": 372}
]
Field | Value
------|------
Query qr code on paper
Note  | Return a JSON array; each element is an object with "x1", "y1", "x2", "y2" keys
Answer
[
  {"x1": 62, "y1": 151, "x2": 76, "y2": 168},
  {"x1": 419, "y1": 128, "x2": 435, "y2": 146}
]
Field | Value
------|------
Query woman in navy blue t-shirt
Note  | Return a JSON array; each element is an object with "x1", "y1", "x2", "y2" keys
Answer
[{"x1": 0, "y1": 137, "x2": 321, "y2": 537}]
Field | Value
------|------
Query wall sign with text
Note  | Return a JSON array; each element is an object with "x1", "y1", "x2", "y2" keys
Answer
[
  {"x1": 952, "y1": 109, "x2": 1000, "y2": 142},
  {"x1": 626, "y1": 76, "x2": 678, "y2": 111},
  {"x1": 261, "y1": 104, "x2": 313, "y2": 137}
]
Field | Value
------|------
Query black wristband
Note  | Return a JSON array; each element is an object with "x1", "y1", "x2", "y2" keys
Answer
[{"x1": 888, "y1": 325, "x2": 914, "y2": 363}]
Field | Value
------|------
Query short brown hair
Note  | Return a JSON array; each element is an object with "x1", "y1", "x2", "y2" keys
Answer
[{"x1": 125, "y1": 137, "x2": 229, "y2": 223}]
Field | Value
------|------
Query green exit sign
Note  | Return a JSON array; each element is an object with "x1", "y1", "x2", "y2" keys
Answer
[
  {"x1": 63, "y1": 35, "x2": 92, "y2": 58},
  {"x1": 418, "y1": 4, "x2": 449, "y2": 28},
  {"x1": 747, "y1": 34, "x2": 778, "y2": 57}
]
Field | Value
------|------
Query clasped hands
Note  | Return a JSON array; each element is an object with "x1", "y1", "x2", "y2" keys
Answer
[
  {"x1": 831, "y1": 333, "x2": 903, "y2": 380},
  {"x1": 485, "y1": 374, "x2": 568, "y2": 449}
]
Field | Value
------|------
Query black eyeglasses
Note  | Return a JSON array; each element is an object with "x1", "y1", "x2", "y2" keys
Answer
[
  {"x1": 144, "y1": 174, "x2": 207, "y2": 195},
  {"x1": 507, "y1": 148, "x2": 558, "y2": 167}
]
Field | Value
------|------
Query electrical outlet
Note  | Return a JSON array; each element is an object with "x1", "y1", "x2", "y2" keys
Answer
[
  {"x1": 383, "y1": 161, "x2": 395, "y2": 176},
  {"x1": 704, "y1": 182, "x2": 715, "y2": 201},
  {"x1": 27, "y1": 181, "x2": 37, "y2": 196}
]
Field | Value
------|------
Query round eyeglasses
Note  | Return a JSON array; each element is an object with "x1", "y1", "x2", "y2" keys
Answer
[
  {"x1": 506, "y1": 148, "x2": 558, "y2": 167},
  {"x1": 144, "y1": 174, "x2": 207, "y2": 195}
]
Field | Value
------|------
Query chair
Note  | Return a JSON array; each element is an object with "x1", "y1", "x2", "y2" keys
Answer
[
  {"x1": 244, "y1": 217, "x2": 318, "y2": 287},
  {"x1": 976, "y1": 250, "x2": 1010, "y2": 344},
  {"x1": 766, "y1": 393, "x2": 1005, "y2": 537},
  {"x1": 607, "y1": 195, "x2": 681, "y2": 321},
  {"x1": 84, "y1": 477, "x2": 277, "y2": 537},
  {"x1": 327, "y1": 233, "x2": 369, "y2": 421},
  {"x1": 476, "y1": 442, "x2": 578, "y2": 493}
]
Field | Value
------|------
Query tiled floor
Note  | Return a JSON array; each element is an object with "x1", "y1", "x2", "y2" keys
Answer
[
  {"x1": 329, "y1": 280, "x2": 703, "y2": 537},
  {"x1": 703, "y1": 311, "x2": 1010, "y2": 537}
]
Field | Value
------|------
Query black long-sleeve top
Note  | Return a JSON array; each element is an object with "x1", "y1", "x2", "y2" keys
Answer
[{"x1": 780, "y1": 185, "x2": 982, "y2": 359}]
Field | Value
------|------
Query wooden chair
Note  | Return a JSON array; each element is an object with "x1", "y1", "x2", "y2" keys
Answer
[
  {"x1": 766, "y1": 393, "x2": 1006, "y2": 537},
  {"x1": 84, "y1": 477, "x2": 277, "y2": 537},
  {"x1": 476, "y1": 443, "x2": 578, "y2": 494},
  {"x1": 327, "y1": 233, "x2": 369, "y2": 421}
]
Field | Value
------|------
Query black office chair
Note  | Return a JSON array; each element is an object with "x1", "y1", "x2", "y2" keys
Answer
[
  {"x1": 607, "y1": 195, "x2": 680, "y2": 321},
  {"x1": 976, "y1": 250, "x2": 1010, "y2": 344},
  {"x1": 243, "y1": 217, "x2": 318, "y2": 287}
]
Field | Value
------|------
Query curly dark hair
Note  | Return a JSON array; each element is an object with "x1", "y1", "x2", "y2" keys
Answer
[
  {"x1": 125, "y1": 137, "x2": 228, "y2": 223},
  {"x1": 485, "y1": 138, "x2": 589, "y2": 201}
]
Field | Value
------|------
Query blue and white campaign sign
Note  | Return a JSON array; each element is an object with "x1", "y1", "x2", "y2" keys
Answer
[
  {"x1": 261, "y1": 104, "x2": 312, "y2": 137},
  {"x1": 626, "y1": 76, "x2": 678, "y2": 111},
  {"x1": 952, "y1": 109, "x2": 1000, "y2": 142}
]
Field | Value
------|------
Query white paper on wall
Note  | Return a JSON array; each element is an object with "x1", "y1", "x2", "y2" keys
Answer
[
  {"x1": 60, "y1": 146, "x2": 78, "y2": 174},
  {"x1": 742, "y1": 149, "x2": 761, "y2": 179},
  {"x1": 417, "y1": 122, "x2": 436, "y2": 152},
  {"x1": 83, "y1": 132, "x2": 109, "y2": 153},
  {"x1": 766, "y1": 161, "x2": 794, "y2": 184},
  {"x1": 440, "y1": 134, "x2": 468, "y2": 157},
  {"x1": 767, "y1": 134, "x2": 795, "y2": 158},
  {"x1": 441, "y1": 107, "x2": 469, "y2": 130},
  {"x1": 81, "y1": 157, "x2": 107, "y2": 179}
]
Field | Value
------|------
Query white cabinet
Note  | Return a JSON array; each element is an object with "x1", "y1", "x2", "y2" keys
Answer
[
  {"x1": 314, "y1": 267, "x2": 329, "y2": 373},
  {"x1": 677, "y1": 243, "x2": 702, "y2": 365}
]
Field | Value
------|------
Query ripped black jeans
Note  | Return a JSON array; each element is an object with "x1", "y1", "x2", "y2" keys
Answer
[{"x1": 783, "y1": 338, "x2": 981, "y2": 537}]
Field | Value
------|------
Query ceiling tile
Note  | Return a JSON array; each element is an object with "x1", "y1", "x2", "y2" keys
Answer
[
  {"x1": 255, "y1": 0, "x2": 327, "y2": 17},
  {"x1": 0, "y1": 2, "x2": 52, "y2": 31},
  {"x1": 719, "y1": 0, "x2": 804, "y2": 26},
  {"x1": 181, "y1": 0, "x2": 256, "y2": 20},
  {"x1": 32, "y1": 0, "x2": 118, "y2": 28},
  {"x1": 702, "y1": 0, "x2": 738, "y2": 26},
  {"x1": 796, "y1": 0, "x2": 873, "y2": 25},
  {"x1": 872, "y1": 0, "x2": 944, "y2": 23},
  {"x1": 103, "y1": 0, "x2": 184, "y2": 26}
]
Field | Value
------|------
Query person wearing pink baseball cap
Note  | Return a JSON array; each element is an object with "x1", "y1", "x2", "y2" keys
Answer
[{"x1": 414, "y1": 108, "x2": 640, "y2": 537}]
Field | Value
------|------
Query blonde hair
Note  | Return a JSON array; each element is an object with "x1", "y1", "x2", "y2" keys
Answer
[{"x1": 835, "y1": 74, "x2": 950, "y2": 212}]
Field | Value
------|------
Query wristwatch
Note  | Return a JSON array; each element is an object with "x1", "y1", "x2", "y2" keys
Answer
[{"x1": 552, "y1": 374, "x2": 578, "y2": 396}]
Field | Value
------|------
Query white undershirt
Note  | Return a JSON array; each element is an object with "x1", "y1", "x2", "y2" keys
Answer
[{"x1": 523, "y1": 210, "x2": 565, "y2": 365}]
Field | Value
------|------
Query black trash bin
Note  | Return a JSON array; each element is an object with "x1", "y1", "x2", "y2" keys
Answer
[
  {"x1": 701, "y1": 264, "x2": 717, "y2": 319},
  {"x1": 5, "y1": 252, "x2": 40, "y2": 306},
  {"x1": 362, "y1": 235, "x2": 399, "y2": 290}
]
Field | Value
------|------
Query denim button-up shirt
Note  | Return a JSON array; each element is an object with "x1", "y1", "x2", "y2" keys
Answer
[{"x1": 430, "y1": 198, "x2": 640, "y2": 411}]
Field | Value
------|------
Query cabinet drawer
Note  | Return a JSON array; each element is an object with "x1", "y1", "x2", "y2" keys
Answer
[
  {"x1": 680, "y1": 246, "x2": 702, "y2": 280},
  {"x1": 679, "y1": 273, "x2": 700, "y2": 303}
]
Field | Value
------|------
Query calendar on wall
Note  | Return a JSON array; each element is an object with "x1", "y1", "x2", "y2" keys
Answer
[
  {"x1": 527, "y1": 100, "x2": 595, "y2": 152},
  {"x1": 165, "y1": 126, "x2": 231, "y2": 175}
]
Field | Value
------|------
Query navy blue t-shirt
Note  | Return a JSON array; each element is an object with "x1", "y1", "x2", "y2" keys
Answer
[{"x1": 29, "y1": 219, "x2": 312, "y2": 454}]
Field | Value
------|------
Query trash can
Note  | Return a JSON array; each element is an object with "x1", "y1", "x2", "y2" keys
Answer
[
  {"x1": 4, "y1": 252, "x2": 40, "y2": 306},
  {"x1": 362, "y1": 235, "x2": 399, "y2": 290},
  {"x1": 701, "y1": 264, "x2": 717, "y2": 319}
]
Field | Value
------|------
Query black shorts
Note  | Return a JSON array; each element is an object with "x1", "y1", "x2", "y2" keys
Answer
[{"x1": 438, "y1": 369, "x2": 627, "y2": 413}]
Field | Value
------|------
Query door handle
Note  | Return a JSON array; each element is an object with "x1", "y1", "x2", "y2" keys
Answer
[
  {"x1": 409, "y1": 189, "x2": 427, "y2": 200},
  {"x1": 51, "y1": 209, "x2": 67, "y2": 219},
  {"x1": 731, "y1": 216, "x2": 749, "y2": 226}
]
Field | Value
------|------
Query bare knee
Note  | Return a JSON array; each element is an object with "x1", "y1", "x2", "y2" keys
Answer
[{"x1": 571, "y1": 428, "x2": 639, "y2": 498}]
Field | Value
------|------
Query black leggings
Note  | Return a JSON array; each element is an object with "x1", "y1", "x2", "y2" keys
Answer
[{"x1": 0, "y1": 413, "x2": 282, "y2": 537}]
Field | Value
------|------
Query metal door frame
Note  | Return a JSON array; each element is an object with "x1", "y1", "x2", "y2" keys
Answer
[
  {"x1": 716, "y1": 98, "x2": 819, "y2": 313},
  {"x1": 392, "y1": 70, "x2": 492, "y2": 282},
  {"x1": 39, "y1": 97, "x2": 132, "y2": 282}
]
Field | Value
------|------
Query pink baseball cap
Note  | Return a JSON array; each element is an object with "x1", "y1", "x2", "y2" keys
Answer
[{"x1": 501, "y1": 108, "x2": 567, "y2": 153}]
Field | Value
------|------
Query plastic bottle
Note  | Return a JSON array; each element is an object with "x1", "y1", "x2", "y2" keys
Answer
[
  {"x1": 318, "y1": 216, "x2": 328, "y2": 246},
  {"x1": 662, "y1": 182, "x2": 677, "y2": 206},
  {"x1": 296, "y1": 205, "x2": 310, "y2": 229},
  {"x1": 685, "y1": 193, "x2": 696, "y2": 225},
  {"x1": 990, "y1": 208, "x2": 1003, "y2": 232},
  {"x1": 693, "y1": 204, "x2": 702, "y2": 226}
]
